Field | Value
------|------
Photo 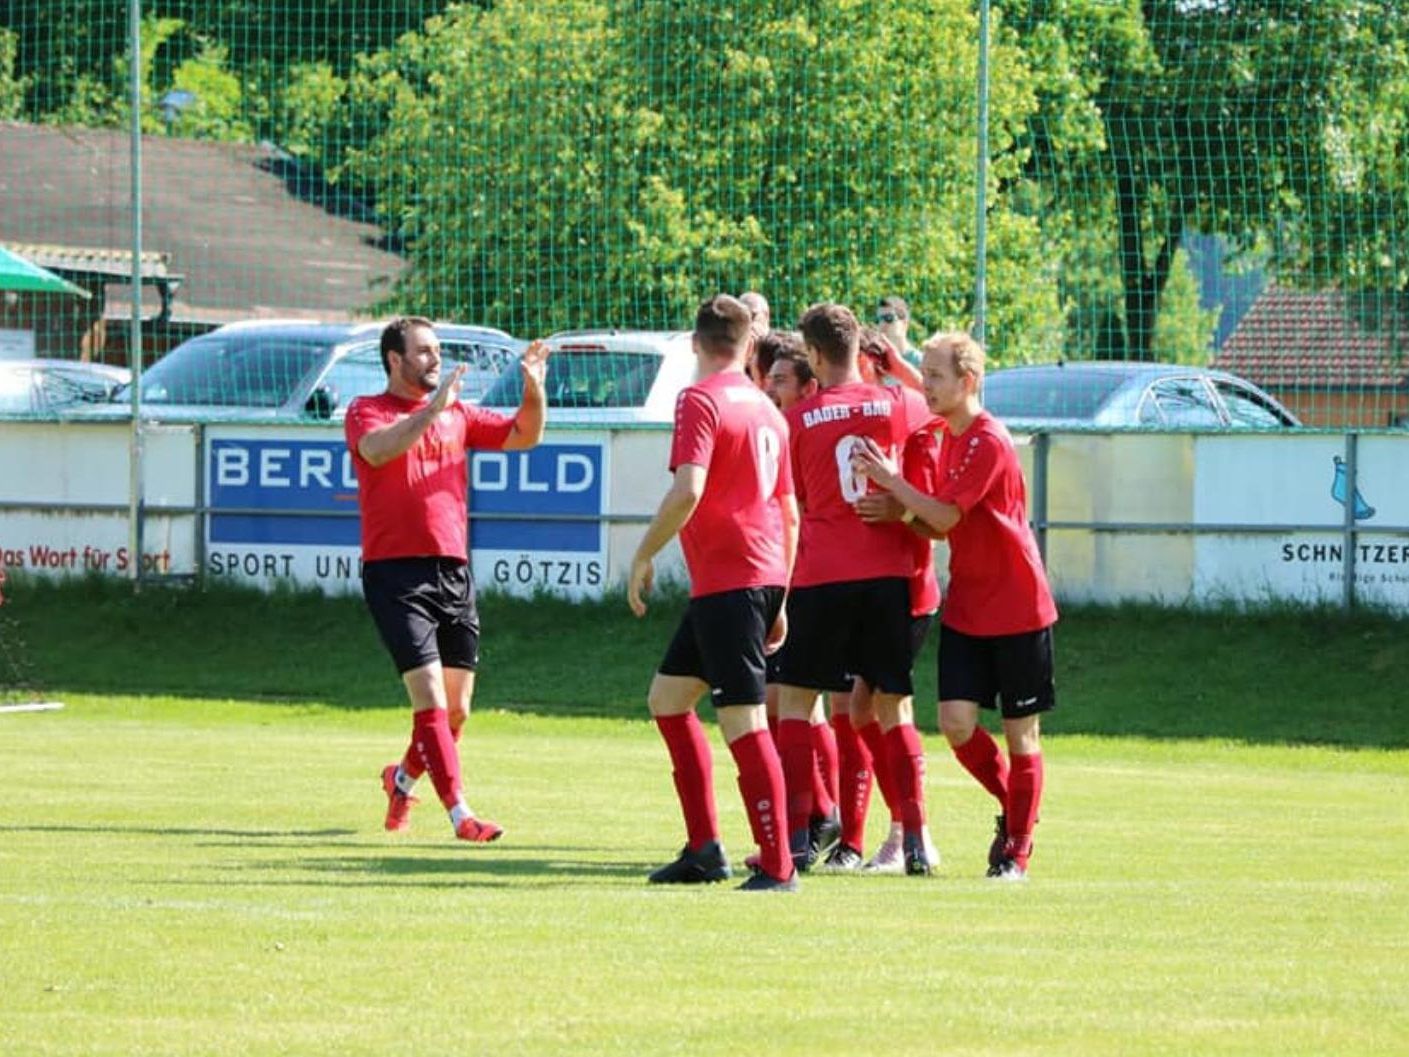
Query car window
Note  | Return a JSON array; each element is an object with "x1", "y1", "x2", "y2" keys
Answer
[
  {"x1": 1213, "y1": 380, "x2": 1289, "y2": 428},
  {"x1": 136, "y1": 334, "x2": 329, "y2": 407},
  {"x1": 317, "y1": 346, "x2": 387, "y2": 407},
  {"x1": 441, "y1": 340, "x2": 516, "y2": 400},
  {"x1": 982, "y1": 369, "x2": 1127, "y2": 420},
  {"x1": 480, "y1": 349, "x2": 662, "y2": 409},
  {"x1": 1147, "y1": 377, "x2": 1225, "y2": 427}
]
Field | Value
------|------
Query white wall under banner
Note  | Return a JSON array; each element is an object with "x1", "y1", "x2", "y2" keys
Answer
[
  {"x1": 1193, "y1": 434, "x2": 1409, "y2": 608},
  {"x1": 0, "y1": 419, "x2": 1405, "y2": 610}
]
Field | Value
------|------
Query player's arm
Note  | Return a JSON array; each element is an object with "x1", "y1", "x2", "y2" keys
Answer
[
  {"x1": 879, "y1": 338, "x2": 924, "y2": 392},
  {"x1": 627, "y1": 463, "x2": 707, "y2": 616},
  {"x1": 851, "y1": 437, "x2": 961, "y2": 535},
  {"x1": 356, "y1": 365, "x2": 467, "y2": 467},
  {"x1": 503, "y1": 340, "x2": 551, "y2": 451}
]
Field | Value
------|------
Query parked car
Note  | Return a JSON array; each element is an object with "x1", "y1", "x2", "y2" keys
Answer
[
  {"x1": 79, "y1": 320, "x2": 522, "y2": 422},
  {"x1": 0, "y1": 358, "x2": 130, "y2": 415},
  {"x1": 981, "y1": 362, "x2": 1302, "y2": 430},
  {"x1": 478, "y1": 329, "x2": 697, "y2": 425}
]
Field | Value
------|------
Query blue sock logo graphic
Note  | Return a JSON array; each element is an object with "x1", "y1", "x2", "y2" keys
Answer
[{"x1": 1331, "y1": 456, "x2": 1375, "y2": 521}]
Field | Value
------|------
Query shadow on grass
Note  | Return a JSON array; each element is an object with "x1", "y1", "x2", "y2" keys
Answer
[
  {"x1": 0, "y1": 824, "x2": 357, "y2": 839},
  {"x1": 5, "y1": 576, "x2": 1408, "y2": 750}
]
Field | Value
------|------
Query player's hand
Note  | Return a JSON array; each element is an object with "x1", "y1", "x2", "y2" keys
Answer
[
  {"x1": 850, "y1": 437, "x2": 899, "y2": 488},
  {"x1": 854, "y1": 492, "x2": 905, "y2": 523},
  {"x1": 430, "y1": 364, "x2": 467, "y2": 414},
  {"x1": 519, "y1": 340, "x2": 552, "y2": 392},
  {"x1": 764, "y1": 606, "x2": 788, "y2": 655},
  {"x1": 874, "y1": 336, "x2": 896, "y2": 374},
  {"x1": 627, "y1": 553, "x2": 653, "y2": 617}
]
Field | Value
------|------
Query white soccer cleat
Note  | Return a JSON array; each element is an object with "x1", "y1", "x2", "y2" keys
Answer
[{"x1": 863, "y1": 821, "x2": 905, "y2": 874}]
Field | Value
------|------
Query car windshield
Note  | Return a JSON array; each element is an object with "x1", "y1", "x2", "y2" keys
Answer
[
  {"x1": 480, "y1": 349, "x2": 662, "y2": 409},
  {"x1": 982, "y1": 368, "x2": 1129, "y2": 421},
  {"x1": 124, "y1": 334, "x2": 330, "y2": 407}
]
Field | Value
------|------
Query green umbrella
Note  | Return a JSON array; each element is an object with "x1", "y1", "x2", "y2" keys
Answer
[{"x1": 0, "y1": 245, "x2": 91, "y2": 298}]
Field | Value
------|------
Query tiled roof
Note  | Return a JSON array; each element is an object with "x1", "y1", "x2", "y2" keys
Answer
[
  {"x1": 0, "y1": 122, "x2": 406, "y2": 321},
  {"x1": 1215, "y1": 287, "x2": 1409, "y2": 389}
]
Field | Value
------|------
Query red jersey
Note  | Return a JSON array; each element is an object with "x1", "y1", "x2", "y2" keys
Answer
[
  {"x1": 785, "y1": 381, "x2": 931, "y2": 588},
  {"x1": 345, "y1": 392, "x2": 515, "y2": 562},
  {"x1": 902, "y1": 421, "x2": 942, "y2": 616},
  {"x1": 934, "y1": 410, "x2": 1057, "y2": 635},
  {"x1": 669, "y1": 370, "x2": 793, "y2": 597}
]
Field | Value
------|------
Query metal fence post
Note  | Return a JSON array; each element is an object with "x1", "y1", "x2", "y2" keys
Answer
[
  {"x1": 972, "y1": 0, "x2": 990, "y2": 346},
  {"x1": 127, "y1": 0, "x2": 145, "y2": 589},
  {"x1": 1033, "y1": 431, "x2": 1050, "y2": 563},
  {"x1": 1342, "y1": 432, "x2": 1358, "y2": 610}
]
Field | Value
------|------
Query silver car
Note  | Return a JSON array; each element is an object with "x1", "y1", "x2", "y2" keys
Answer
[
  {"x1": 89, "y1": 320, "x2": 523, "y2": 422},
  {"x1": 0, "y1": 358, "x2": 131, "y2": 415},
  {"x1": 981, "y1": 362, "x2": 1301, "y2": 430}
]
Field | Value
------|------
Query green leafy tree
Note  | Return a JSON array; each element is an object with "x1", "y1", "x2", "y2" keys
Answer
[
  {"x1": 350, "y1": 0, "x2": 1070, "y2": 347},
  {"x1": 0, "y1": 28, "x2": 26, "y2": 118},
  {"x1": 1011, "y1": 0, "x2": 1407, "y2": 361}
]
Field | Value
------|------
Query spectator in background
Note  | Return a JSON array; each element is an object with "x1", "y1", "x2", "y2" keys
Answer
[{"x1": 876, "y1": 296, "x2": 922, "y2": 368}]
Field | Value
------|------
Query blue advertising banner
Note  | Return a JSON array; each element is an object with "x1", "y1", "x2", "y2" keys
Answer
[{"x1": 205, "y1": 433, "x2": 607, "y2": 594}]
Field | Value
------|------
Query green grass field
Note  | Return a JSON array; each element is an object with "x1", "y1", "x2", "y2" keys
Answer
[{"x1": 1, "y1": 581, "x2": 1407, "y2": 1055}]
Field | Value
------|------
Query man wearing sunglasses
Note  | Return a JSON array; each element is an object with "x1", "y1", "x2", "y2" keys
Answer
[{"x1": 876, "y1": 296, "x2": 922, "y2": 369}]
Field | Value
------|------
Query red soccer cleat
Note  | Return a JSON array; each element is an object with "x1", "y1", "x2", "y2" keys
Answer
[
  {"x1": 455, "y1": 815, "x2": 504, "y2": 843},
  {"x1": 380, "y1": 764, "x2": 419, "y2": 832}
]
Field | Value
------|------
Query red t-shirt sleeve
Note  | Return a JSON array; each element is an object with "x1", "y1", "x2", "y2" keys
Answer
[
  {"x1": 345, "y1": 398, "x2": 389, "y2": 461},
  {"x1": 461, "y1": 404, "x2": 516, "y2": 450},
  {"x1": 934, "y1": 432, "x2": 1005, "y2": 513},
  {"x1": 669, "y1": 388, "x2": 718, "y2": 472}
]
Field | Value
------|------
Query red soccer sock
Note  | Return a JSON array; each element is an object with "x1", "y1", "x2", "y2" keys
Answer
[
  {"x1": 884, "y1": 723, "x2": 927, "y2": 834},
  {"x1": 1005, "y1": 751, "x2": 1044, "y2": 868},
  {"x1": 952, "y1": 725, "x2": 1010, "y2": 804},
  {"x1": 654, "y1": 712, "x2": 718, "y2": 851},
  {"x1": 777, "y1": 718, "x2": 816, "y2": 836},
  {"x1": 400, "y1": 713, "x2": 462, "y2": 782},
  {"x1": 811, "y1": 720, "x2": 839, "y2": 818},
  {"x1": 831, "y1": 713, "x2": 872, "y2": 851},
  {"x1": 729, "y1": 730, "x2": 792, "y2": 882},
  {"x1": 411, "y1": 707, "x2": 463, "y2": 811},
  {"x1": 857, "y1": 720, "x2": 902, "y2": 824}
]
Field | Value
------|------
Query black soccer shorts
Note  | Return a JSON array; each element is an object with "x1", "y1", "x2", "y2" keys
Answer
[
  {"x1": 361, "y1": 557, "x2": 481, "y2": 675},
  {"x1": 771, "y1": 577, "x2": 914, "y2": 696},
  {"x1": 936, "y1": 623, "x2": 1056, "y2": 718},
  {"x1": 657, "y1": 586, "x2": 785, "y2": 707}
]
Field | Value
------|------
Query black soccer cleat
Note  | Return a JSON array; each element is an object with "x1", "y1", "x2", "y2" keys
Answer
[
  {"x1": 986, "y1": 857, "x2": 1028, "y2": 883},
  {"x1": 988, "y1": 814, "x2": 1008, "y2": 871},
  {"x1": 647, "y1": 841, "x2": 732, "y2": 885},
  {"x1": 808, "y1": 808, "x2": 843, "y2": 864},
  {"x1": 902, "y1": 831, "x2": 932, "y2": 877},
  {"x1": 789, "y1": 826, "x2": 816, "y2": 874},
  {"x1": 738, "y1": 868, "x2": 799, "y2": 892},
  {"x1": 819, "y1": 842, "x2": 864, "y2": 872}
]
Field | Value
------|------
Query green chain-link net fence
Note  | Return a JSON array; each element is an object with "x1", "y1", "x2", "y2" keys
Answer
[{"x1": 1, "y1": 0, "x2": 1407, "y2": 428}]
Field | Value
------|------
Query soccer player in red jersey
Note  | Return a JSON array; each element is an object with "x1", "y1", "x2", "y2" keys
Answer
[
  {"x1": 345, "y1": 317, "x2": 550, "y2": 843},
  {"x1": 772, "y1": 302, "x2": 936, "y2": 876},
  {"x1": 629, "y1": 295, "x2": 800, "y2": 892},
  {"x1": 852, "y1": 331, "x2": 1058, "y2": 881}
]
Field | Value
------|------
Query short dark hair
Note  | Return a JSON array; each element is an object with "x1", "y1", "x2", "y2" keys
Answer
[
  {"x1": 694, "y1": 294, "x2": 752, "y2": 357},
  {"x1": 877, "y1": 295, "x2": 910, "y2": 320},
  {"x1": 772, "y1": 347, "x2": 815, "y2": 387},
  {"x1": 798, "y1": 302, "x2": 859, "y2": 367},
  {"x1": 379, "y1": 316, "x2": 435, "y2": 374},
  {"x1": 754, "y1": 329, "x2": 802, "y2": 379}
]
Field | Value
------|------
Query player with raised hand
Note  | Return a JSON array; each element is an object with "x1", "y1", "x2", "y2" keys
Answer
[
  {"x1": 629, "y1": 294, "x2": 800, "y2": 893},
  {"x1": 772, "y1": 302, "x2": 936, "y2": 876},
  {"x1": 346, "y1": 316, "x2": 550, "y2": 844},
  {"x1": 851, "y1": 330, "x2": 1057, "y2": 881}
]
